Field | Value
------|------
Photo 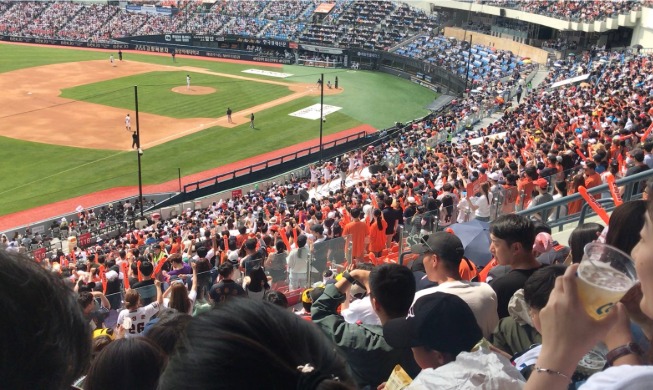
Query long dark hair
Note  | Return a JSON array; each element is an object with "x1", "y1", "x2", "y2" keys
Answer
[
  {"x1": 370, "y1": 209, "x2": 383, "y2": 231},
  {"x1": 248, "y1": 266, "x2": 270, "y2": 293},
  {"x1": 606, "y1": 200, "x2": 647, "y2": 256},
  {"x1": 568, "y1": 222, "x2": 604, "y2": 263},
  {"x1": 85, "y1": 338, "x2": 166, "y2": 390},
  {"x1": 159, "y1": 299, "x2": 356, "y2": 389},
  {"x1": 481, "y1": 182, "x2": 490, "y2": 203}
]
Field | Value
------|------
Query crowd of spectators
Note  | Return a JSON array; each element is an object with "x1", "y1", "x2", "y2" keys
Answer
[
  {"x1": 261, "y1": 19, "x2": 305, "y2": 41},
  {"x1": 20, "y1": 1, "x2": 81, "y2": 38},
  {"x1": 5, "y1": 1, "x2": 653, "y2": 387},
  {"x1": 385, "y1": 2, "x2": 440, "y2": 33},
  {"x1": 478, "y1": 0, "x2": 642, "y2": 22},
  {"x1": 58, "y1": 4, "x2": 119, "y2": 42},
  {"x1": 395, "y1": 34, "x2": 532, "y2": 88},
  {"x1": 6, "y1": 197, "x2": 653, "y2": 388},
  {"x1": 211, "y1": 0, "x2": 269, "y2": 17},
  {"x1": 260, "y1": 0, "x2": 314, "y2": 21},
  {"x1": 0, "y1": 1, "x2": 48, "y2": 35},
  {"x1": 299, "y1": 23, "x2": 343, "y2": 45},
  {"x1": 0, "y1": 0, "x2": 441, "y2": 51}
]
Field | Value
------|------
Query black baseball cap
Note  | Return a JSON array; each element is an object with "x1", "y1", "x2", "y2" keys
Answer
[
  {"x1": 411, "y1": 232, "x2": 465, "y2": 265},
  {"x1": 383, "y1": 292, "x2": 482, "y2": 356}
]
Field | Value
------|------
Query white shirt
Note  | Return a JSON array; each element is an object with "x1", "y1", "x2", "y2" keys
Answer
[
  {"x1": 163, "y1": 289, "x2": 197, "y2": 315},
  {"x1": 342, "y1": 296, "x2": 381, "y2": 325},
  {"x1": 117, "y1": 302, "x2": 160, "y2": 338},
  {"x1": 580, "y1": 365, "x2": 653, "y2": 389},
  {"x1": 287, "y1": 247, "x2": 310, "y2": 274},
  {"x1": 470, "y1": 193, "x2": 493, "y2": 218},
  {"x1": 408, "y1": 350, "x2": 524, "y2": 389},
  {"x1": 456, "y1": 198, "x2": 474, "y2": 223},
  {"x1": 413, "y1": 281, "x2": 499, "y2": 339}
]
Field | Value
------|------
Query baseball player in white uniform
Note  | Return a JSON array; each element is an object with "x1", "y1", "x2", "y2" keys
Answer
[{"x1": 125, "y1": 114, "x2": 131, "y2": 131}]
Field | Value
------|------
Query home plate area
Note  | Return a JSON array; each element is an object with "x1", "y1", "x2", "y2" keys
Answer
[{"x1": 289, "y1": 104, "x2": 342, "y2": 120}]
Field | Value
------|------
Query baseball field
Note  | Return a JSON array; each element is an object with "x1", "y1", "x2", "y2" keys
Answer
[{"x1": 0, "y1": 42, "x2": 435, "y2": 218}]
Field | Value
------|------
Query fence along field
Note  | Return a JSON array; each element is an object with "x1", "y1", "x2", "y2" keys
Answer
[{"x1": 0, "y1": 43, "x2": 434, "y2": 216}]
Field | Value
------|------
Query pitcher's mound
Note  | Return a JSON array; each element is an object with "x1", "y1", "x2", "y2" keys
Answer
[{"x1": 172, "y1": 86, "x2": 216, "y2": 95}]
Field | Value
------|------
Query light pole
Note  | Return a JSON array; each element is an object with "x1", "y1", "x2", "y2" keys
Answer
[
  {"x1": 319, "y1": 73, "x2": 324, "y2": 163},
  {"x1": 134, "y1": 85, "x2": 144, "y2": 218}
]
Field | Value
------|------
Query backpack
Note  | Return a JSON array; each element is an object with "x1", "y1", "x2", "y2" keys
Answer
[{"x1": 441, "y1": 194, "x2": 454, "y2": 224}]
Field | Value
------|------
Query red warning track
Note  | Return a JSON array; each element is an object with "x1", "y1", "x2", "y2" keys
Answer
[{"x1": 0, "y1": 125, "x2": 375, "y2": 231}]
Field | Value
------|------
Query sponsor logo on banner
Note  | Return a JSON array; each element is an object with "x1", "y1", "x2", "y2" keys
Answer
[{"x1": 289, "y1": 104, "x2": 342, "y2": 120}]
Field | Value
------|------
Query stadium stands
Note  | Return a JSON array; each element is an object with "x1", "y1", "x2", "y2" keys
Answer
[{"x1": 478, "y1": 0, "x2": 641, "y2": 22}]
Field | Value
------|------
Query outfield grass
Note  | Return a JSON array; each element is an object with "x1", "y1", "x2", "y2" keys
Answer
[
  {"x1": 0, "y1": 96, "x2": 360, "y2": 215},
  {"x1": 61, "y1": 71, "x2": 293, "y2": 118},
  {"x1": 0, "y1": 43, "x2": 435, "y2": 216}
]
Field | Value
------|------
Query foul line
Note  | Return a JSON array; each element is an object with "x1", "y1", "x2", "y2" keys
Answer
[{"x1": 0, "y1": 150, "x2": 130, "y2": 196}]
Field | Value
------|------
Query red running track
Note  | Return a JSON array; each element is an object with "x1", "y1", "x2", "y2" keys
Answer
[{"x1": 0, "y1": 125, "x2": 375, "y2": 231}]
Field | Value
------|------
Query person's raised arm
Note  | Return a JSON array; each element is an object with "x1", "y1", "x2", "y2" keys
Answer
[
  {"x1": 92, "y1": 291, "x2": 111, "y2": 310},
  {"x1": 154, "y1": 279, "x2": 163, "y2": 307},
  {"x1": 162, "y1": 283, "x2": 173, "y2": 299},
  {"x1": 190, "y1": 262, "x2": 198, "y2": 293}
]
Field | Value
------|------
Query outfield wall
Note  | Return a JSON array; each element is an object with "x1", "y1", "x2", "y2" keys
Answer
[
  {"x1": 0, "y1": 35, "x2": 294, "y2": 64},
  {"x1": 1, "y1": 33, "x2": 470, "y2": 94}
]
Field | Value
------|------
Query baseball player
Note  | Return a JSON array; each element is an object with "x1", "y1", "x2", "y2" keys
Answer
[
  {"x1": 186, "y1": 74, "x2": 191, "y2": 90},
  {"x1": 125, "y1": 114, "x2": 131, "y2": 131}
]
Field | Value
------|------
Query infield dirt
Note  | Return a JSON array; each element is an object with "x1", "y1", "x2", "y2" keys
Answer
[{"x1": 1, "y1": 59, "x2": 343, "y2": 150}]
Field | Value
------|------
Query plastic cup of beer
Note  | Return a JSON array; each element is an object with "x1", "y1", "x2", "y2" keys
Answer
[{"x1": 576, "y1": 242, "x2": 637, "y2": 320}]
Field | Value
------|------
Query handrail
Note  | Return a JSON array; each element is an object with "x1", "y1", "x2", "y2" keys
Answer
[
  {"x1": 517, "y1": 168, "x2": 653, "y2": 227},
  {"x1": 183, "y1": 131, "x2": 367, "y2": 193}
]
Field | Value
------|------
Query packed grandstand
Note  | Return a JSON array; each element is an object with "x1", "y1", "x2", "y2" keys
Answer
[{"x1": 3, "y1": 0, "x2": 653, "y2": 389}]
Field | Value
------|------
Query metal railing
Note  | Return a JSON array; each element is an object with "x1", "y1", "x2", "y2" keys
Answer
[
  {"x1": 183, "y1": 131, "x2": 368, "y2": 193},
  {"x1": 517, "y1": 168, "x2": 653, "y2": 230}
]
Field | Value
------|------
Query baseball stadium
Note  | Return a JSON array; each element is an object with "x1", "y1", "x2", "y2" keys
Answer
[{"x1": 3, "y1": 0, "x2": 653, "y2": 388}]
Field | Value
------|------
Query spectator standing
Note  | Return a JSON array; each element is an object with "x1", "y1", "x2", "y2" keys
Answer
[
  {"x1": 368, "y1": 209, "x2": 387, "y2": 256},
  {"x1": 343, "y1": 208, "x2": 369, "y2": 262},
  {"x1": 469, "y1": 182, "x2": 493, "y2": 222},
  {"x1": 264, "y1": 240, "x2": 287, "y2": 284},
  {"x1": 583, "y1": 161, "x2": 602, "y2": 198},
  {"x1": 116, "y1": 282, "x2": 162, "y2": 338},
  {"x1": 528, "y1": 178, "x2": 554, "y2": 221},
  {"x1": 287, "y1": 234, "x2": 311, "y2": 289},
  {"x1": 382, "y1": 198, "x2": 402, "y2": 248},
  {"x1": 625, "y1": 148, "x2": 650, "y2": 195},
  {"x1": 209, "y1": 262, "x2": 246, "y2": 303}
]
